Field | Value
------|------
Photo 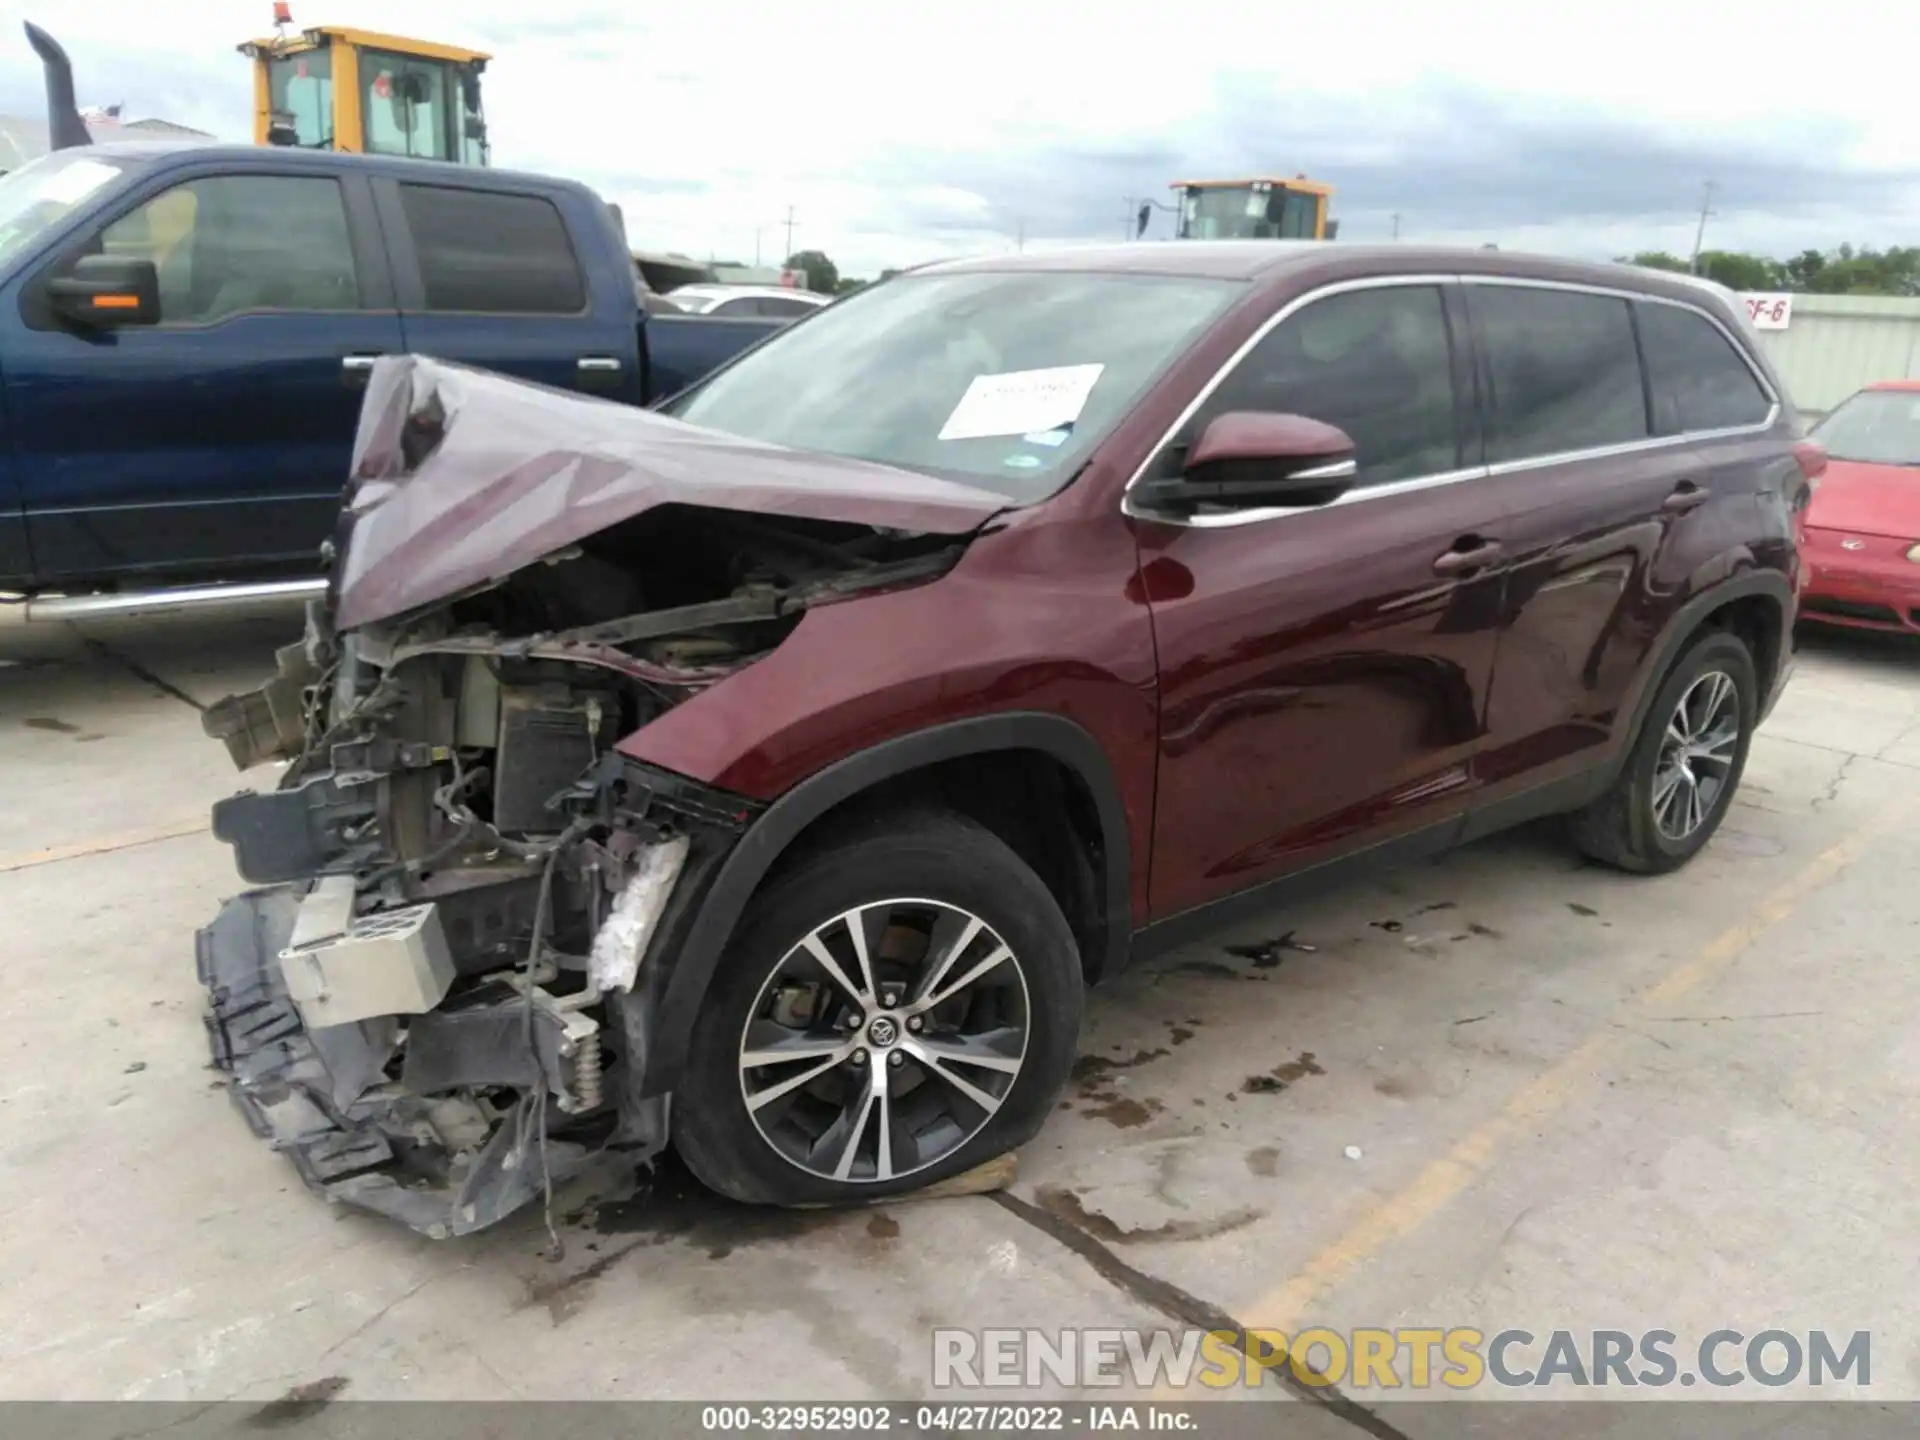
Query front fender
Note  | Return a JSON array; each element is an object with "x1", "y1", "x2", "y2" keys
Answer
[{"x1": 632, "y1": 713, "x2": 1134, "y2": 1096}]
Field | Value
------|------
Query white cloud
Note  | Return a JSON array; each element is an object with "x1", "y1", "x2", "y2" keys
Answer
[{"x1": 2, "y1": 0, "x2": 1915, "y2": 274}]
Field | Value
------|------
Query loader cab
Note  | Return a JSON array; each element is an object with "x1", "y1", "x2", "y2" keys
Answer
[
  {"x1": 241, "y1": 24, "x2": 491, "y2": 165},
  {"x1": 1172, "y1": 177, "x2": 1336, "y2": 241}
]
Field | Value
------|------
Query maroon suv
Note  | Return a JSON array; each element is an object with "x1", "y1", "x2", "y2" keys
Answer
[{"x1": 198, "y1": 242, "x2": 1812, "y2": 1231}]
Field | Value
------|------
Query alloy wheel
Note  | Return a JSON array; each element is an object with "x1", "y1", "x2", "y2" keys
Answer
[
  {"x1": 1652, "y1": 669, "x2": 1742, "y2": 841},
  {"x1": 737, "y1": 899, "x2": 1030, "y2": 1183}
]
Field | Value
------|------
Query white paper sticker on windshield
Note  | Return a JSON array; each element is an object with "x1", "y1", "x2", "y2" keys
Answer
[
  {"x1": 939, "y1": 364, "x2": 1104, "y2": 442},
  {"x1": 37, "y1": 158, "x2": 122, "y2": 205}
]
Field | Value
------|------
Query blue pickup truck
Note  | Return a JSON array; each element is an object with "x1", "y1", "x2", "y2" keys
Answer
[{"x1": 0, "y1": 141, "x2": 784, "y2": 611}]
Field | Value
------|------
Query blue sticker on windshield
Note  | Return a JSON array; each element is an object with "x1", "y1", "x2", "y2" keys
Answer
[
  {"x1": 1003, "y1": 453, "x2": 1045, "y2": 470},
  {"x1": 1023, "y1": 428, "x2": 1071, "y2": 448}
]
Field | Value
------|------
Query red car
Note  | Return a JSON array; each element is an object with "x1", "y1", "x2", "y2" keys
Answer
[
  {"x1": 197, "y1": 244, "x2": 1811, "y2": 1228},
  {"x1": 1798, "y1": 380, "x2": 1920, "y2": 633}
]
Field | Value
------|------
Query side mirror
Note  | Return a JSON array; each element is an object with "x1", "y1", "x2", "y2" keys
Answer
[
  {"x1": 1141, "y1": 412, "x2": 1357, "y2": 513},
  {"x1": 48, "y1": 254, "x2": 161, "y2": 329}
]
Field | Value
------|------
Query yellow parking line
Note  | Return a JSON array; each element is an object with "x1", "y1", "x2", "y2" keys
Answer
[
  {"x1": 1235, "y1": 803, "x2": 1908, "y2": 1339},
  {"x1": 0, "y1": 817, "x2": 209, "y2": 874}
]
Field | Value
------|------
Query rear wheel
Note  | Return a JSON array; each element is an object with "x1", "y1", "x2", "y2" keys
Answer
[
  {"x1": 1570, "y1": 628, "x2": 1757, "y2": 873},
  {"x1": 673, "y1": 810, "x2": 1082, "y2": 1206}
]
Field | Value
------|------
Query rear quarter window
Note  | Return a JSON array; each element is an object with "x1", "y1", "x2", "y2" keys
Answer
[
  {"x1": 1637, "y1": 301, "x2": 1773, "y2": 433},
  {"x1": 1473, "y1": 284, "x2": 1648, "y2": 462},
  {"x1": 756, "y1": 295, "x2": 819, "y2": 317},
  {"x1": 397, "y1": 184, "x2": 587, "y2": 314}
]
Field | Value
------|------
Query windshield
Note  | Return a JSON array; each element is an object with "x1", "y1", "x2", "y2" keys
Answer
[
  {"x1": 266, "y1": 47, "x2": 333, "y2": 147},
  {"x1": 0, "y1": 151, "x2": 129, "y2": 269},
  {"x1": 1812, "y1": 389, "x2": 1920, "y2": 467},
  {"x1": 363, "y1": 50, "x2": 457, "y2": 162},
  {"x1": 665, "y1": 270, "x2": 1241, "y2": 502},
  {"x1": 1178, "y1": 186, "x2": 1318, "y2": 240}
]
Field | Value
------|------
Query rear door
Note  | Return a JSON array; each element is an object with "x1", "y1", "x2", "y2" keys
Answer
[
  {"x1": 1140, "y1": 278, "x2": 1510, "y2": 920},
  {"x1": 1464, "y1": 280, "x2": 1776, "y2": 824},
  {"x1": 376, "y1": 178, "x2": 636, "y2": 400},
  {"x1": 2, "y1": 167, "x2": 401, "y2": 585}
]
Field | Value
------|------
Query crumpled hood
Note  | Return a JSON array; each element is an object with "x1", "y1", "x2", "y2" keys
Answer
[
  {"x1": 331, "y1": 356, "x2": 1011, "y2": 631},
  {"x1": 1804, "y1": 458, "x2": 1920, "y2": 542}
]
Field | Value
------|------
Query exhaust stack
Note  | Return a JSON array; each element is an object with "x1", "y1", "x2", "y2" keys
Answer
[{"x1": 23, "y1": 22, "x2": 92, "y2": 153}]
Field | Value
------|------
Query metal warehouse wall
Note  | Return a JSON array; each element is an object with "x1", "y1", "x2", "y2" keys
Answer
[{"x1": 1752, "y1": 295, "x2": 1920, "y2": 419}]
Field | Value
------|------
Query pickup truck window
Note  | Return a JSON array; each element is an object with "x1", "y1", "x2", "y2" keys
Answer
[
  {"x1": 0, "y1": 152, "x2": 130, "y2": 268},
  {"x1": 665, "y1": 270, "x2": 1240, "y2": 501},
  {"x1": 397, "y1": 184, "x2": 586, "y2": 314},
  {"x1": 97, "y1": 176, "x2": 360, "y2": 323}
]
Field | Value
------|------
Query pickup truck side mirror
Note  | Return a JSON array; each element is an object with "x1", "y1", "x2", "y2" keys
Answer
[
  {"x1": 1141, "y1": 411, "x2": 1358, "y2": 513},
  {"x1": 48, "y1": 255, "x2": 161, "y2": 329}
]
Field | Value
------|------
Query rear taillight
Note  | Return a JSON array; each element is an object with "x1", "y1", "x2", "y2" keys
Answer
[{"x1": 1793, "y1": 439, "x2": 1828, "y2": 486}]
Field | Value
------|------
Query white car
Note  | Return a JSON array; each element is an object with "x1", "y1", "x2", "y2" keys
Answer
[{"x1": 666, "y1": 284, "x2": 830, "y2": 318}]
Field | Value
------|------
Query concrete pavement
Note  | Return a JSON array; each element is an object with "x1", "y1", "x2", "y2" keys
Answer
[{"x1": 3, "y1": 603, "x2": 1916, "y2": 1423}]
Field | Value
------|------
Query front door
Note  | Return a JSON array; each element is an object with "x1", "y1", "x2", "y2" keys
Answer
[
  {"x1": 1, "y1": 168, "x2": 402, "y2": 585},
  {"x1": 1138, "y1": 279, "x2": 1508, "y2": 920}
]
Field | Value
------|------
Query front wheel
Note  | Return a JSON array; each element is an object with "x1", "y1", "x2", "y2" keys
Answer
[
  {"x1": 1570, "y1": 628, "x2": 1758, "y2": 873},
  {"x1": 673, "y1": 809, "x2": 1083, "y2": 1207}
]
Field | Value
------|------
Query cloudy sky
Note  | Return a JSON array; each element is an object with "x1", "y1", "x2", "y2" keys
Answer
[{"x1": 2, "y1": 0, "x2": 1916, "y2": 276}]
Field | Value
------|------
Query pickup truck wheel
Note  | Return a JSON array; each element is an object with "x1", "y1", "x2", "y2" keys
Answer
[
  {"x1": 673, "y1": 810, "x2": 1081, "y2": 1207},
  {"x1": 1569, "y1": 629, "x2": 1757, "y2": 874}
]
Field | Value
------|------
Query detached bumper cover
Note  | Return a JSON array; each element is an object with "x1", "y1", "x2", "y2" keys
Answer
[{"x1": 197, "y1": 888, "x2": 593, "y2": 1238}]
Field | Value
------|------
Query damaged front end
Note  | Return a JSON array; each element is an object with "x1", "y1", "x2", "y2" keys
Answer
[{"x1": 194, "y1": 357, "x2": 992, "y2": 1236}]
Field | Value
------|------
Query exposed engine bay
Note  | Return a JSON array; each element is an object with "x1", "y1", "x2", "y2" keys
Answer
[{"x1": 196, "y1": 503, "x2": 964, "y2": 1236}]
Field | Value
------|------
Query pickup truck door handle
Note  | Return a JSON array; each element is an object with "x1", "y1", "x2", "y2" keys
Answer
[
  {"x1": 340, "y1": 353, "x2": 382, "y2": 390},
  {"x1": 1662, "y1": 481, "x2": 1710, "y2": 514},
  {"x1": 575, "y1": 355, "x2": 625, "y2": 393},
  {"x1": 1432, "y1": 537, "x2": 1504, "y2": 576}
]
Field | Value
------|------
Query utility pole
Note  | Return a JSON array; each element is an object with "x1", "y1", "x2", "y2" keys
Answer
[
  {"x1": 1121, "y1": 197, "x2": 1135, "y2": 240},
  {"x1": 754, "y1": 227, "x2": 762, "y2": 266},
  {"x1": 1689, "y1": 182, "x2": 1716, "y2": 274},
  {"x1": 1015, "y1": 216, "x2": 1025, "y2": 253},
  {"x1": 1391, "y1": 212, "x2": 1400, "y2": 241},
  {"x1": 782, "y1": 205, "x2": 797, "y2": 262}
]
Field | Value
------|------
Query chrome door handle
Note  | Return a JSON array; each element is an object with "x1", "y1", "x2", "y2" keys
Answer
[
  {"x1": 340, "y1": 353, "x2": 383, "y2": 389},
  {"x1": 1432, "y1": 539, "x2": 1504, "y2": 575},
  {"x1": 1662, "y1": 482, "x2": 1709, "y2": 514},
  {"x1": 577, "y1": 356, "x2": 622, "y2": 373}
]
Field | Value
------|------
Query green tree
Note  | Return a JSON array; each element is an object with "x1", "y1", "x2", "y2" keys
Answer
[
  {"x1": 785, "y1": 249, "x2": 839, "y2": 295},
  {"x1": 1694, "y1": 250, "x2": 1783, "y2": 291},
  {"x1": 1782, "y1": 249, "x2": 1826, "y2": 290},
  {"x1": 1620, "y1": 241, "x2": 1920, "y2": 296},
  {"x1": 1620, "y1": 250, "x2": 1690, "y2": 273},
  {"x1": 833, "y1": 276, "x2": 867, "y2": 295}
]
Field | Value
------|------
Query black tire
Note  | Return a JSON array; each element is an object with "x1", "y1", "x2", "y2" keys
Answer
[
  {"x1": 1569, "y1": 628, "x2": 1758, "y2": 873},
  {"x1": 673, "y1": 808, "x2": 1083, "y2": 1207}
]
